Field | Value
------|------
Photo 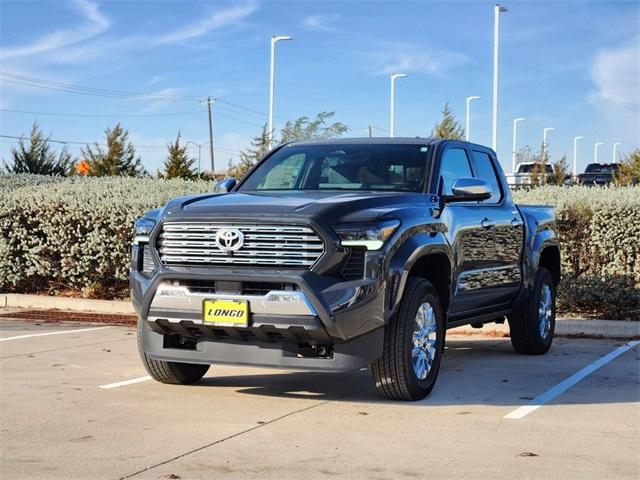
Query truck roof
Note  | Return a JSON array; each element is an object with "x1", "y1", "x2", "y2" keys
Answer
[{"x1": 285, "y1": 137, "x2": 493, "y2": 151}]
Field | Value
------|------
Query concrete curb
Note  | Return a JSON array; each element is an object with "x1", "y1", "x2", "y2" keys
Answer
[
  {"x1": 450, "y1": 318, "x2": 640, "y2": 340},
  {"x1": 0, "y1": 294, "x2": 134, "y2": 315},
  {"x1": 1, "y1": 293, "x2": 638, "y2": 339}
]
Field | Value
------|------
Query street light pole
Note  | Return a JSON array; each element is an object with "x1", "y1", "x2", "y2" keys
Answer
[
  {"x1": 542, "y1": 127, "x2": 554, "y2": 159},
  {"x1": 389, "y1": 73, "x2": 407, "y2": 138},
  {"x1": 492, "y1": 4, "x2": 508, "y2": 151},
  {"x1": 186, "y1": 141, "x2": 203, "y2": 175},
  {"x1": 465, "y1": 96, "x2": 480, "y2": 141},
  {"x1": 594, "y1": 142, "x2": 604, "y2": 163},
  {"x1": 572, "y1": 136, "x2": 584, "y2": 178},
  {"x1": 612, "y1": 142, "x2": 622, "y2": 163},
  {"x1": 268, "y1": 35, "x2": 292, "y2": 149},
  {"x1": 512, "y1": 117, "x2": 525, "y2": 174}
]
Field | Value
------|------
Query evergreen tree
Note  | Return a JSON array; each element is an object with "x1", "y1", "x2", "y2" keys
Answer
[
  {"x1": 82, "y1": 123, "x2": 145, "y2": 177},
  {"x1": 161, "y1": 132, "x2": 196, "y2": 179},
  {"x1": 5, "y1": 122, "x2": 73, "y2": 175},
  {"x1": 227, "y1": 125, "x2": 270, "y2": 179},
  {"x1": 431, "y1": 103, "x2": 465, "y2": 140}
]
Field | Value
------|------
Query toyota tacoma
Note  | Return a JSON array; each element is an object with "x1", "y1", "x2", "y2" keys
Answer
[{"x1": 131, "y1": 138, "x2": 560, "y2": 401}]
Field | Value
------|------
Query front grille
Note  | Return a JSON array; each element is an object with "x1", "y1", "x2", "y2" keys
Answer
[
  {"x1": 168, "y1": 279, "x2": 296, "y2": 296},
  {"x1": 157, "y1": 223, "x2": 324, "y2": 268}
]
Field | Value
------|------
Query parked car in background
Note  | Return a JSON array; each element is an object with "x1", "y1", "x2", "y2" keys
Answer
[
  {"x1": 506, "y1": 162, "x2": 554, "y2": 188},
  {"x1": 576, "y1": 163, "x2": 620, "y2": 185}
]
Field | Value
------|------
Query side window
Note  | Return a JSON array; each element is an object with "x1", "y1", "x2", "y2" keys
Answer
[
  {"x1": 439, "y1": 148, "x2": 473, "y2": 195},
  {"x1": 471, "y1": 151, "x2": 502, "y2": 203},
  {"x1": 256, "y1": 154, "x2": 306, "y2": 189}
]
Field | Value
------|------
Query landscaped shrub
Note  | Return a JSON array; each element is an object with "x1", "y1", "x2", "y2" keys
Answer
[
  {"x1": 0, "y1": 175, "x2": 212, "y2": 298},
  {"x1": 1, "y1": 176, "x2": 638, "y2": 318},
  {"x1": 513, "y1": 185, "x2": 640, "y2": 319}
]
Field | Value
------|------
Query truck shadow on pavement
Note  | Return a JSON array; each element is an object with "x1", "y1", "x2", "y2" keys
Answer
[{"x1": 195, "y1": 337, "x2": 640, "y2": 406}]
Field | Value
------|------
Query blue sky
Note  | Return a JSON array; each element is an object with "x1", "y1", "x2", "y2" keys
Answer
[{"x1": 1, "y1": 0, "x2": 638, "y2": 174}]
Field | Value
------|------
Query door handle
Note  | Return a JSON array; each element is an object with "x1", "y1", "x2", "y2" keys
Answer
[
  {"x1": 481, "y1": 218, "x2": 496, "y2": 229},
  {"x1": 510, "y1": 217, "x2": 524, "y2": 227}
]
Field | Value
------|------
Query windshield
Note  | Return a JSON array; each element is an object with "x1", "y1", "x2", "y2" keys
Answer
[
  {"x1": 585, "y1": 163, "x2": 618, "y2": 173},
  {"x1": 239, "y1": 143, "x2": 430, "y2": 192}
]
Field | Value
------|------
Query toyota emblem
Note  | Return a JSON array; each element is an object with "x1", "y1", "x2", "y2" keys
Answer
[{"x1": 215, "y1": 228, "x2": 244, "y2": 252}]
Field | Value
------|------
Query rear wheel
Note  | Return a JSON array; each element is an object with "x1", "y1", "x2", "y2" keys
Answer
[
  {"x1": 137, "y1": 320, "x2": 210, "y2": 384},
  {"x1": 372, "y1": 277, "x2": 444, "y2": 401},
  {"x1": 508, "y1": 267, "x2": 556, "y2": 354}
]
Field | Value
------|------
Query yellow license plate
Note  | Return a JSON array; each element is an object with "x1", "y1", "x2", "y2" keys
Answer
[{"x1": 203, "y1": 299, "x2": 249, "y2": 327}]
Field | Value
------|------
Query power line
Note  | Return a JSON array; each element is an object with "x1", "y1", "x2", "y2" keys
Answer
[
  {"x1": 0, "y1": 134, "x2": 241, "y2": 155},
  {"x1": 0, "y1": 71, "x2": 290, "y2": 123},
  {"x1": 0, "y1": 108, "x2": 203, "y2": 118}
]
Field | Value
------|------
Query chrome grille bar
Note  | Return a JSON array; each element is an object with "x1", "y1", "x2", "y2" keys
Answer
[{"x1": 157, "y1": 223, "x2": 324, "y2": 268}]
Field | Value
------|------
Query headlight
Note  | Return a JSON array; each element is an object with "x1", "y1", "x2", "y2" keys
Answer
[
  {"x1": 333, "y1": 220, "x2": 400, "y2": 250},
  {"x1": 133, "y1": 217, "x2": 156, "y2": 244}
]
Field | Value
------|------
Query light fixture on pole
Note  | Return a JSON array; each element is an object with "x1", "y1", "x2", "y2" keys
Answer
[
  {"x1": 186, "y1": 140, "x2": 204, "y2": 175},
  {"x1": 491, "y1": 4, "x2": 508, "y2": 151},
  {"x1": 572, "y1": 136, "x2": 584, "y2": 178},
  {"x1": 268, "y1": 35, "x2": 292, "y2": 149},
  {"x1": 465, "y1": 96, "x2": 480, "y2": 141},
  {"x1": 542, "y1": 127, "x2": 554, "y2": 158},
  {"x1": 612, "y1": 142, "x2": 622, "y2": 163},
  {"x1": 594, "y1": 142, "x2": 604, "y2": 163},
  {"x1": 389, "y1": 73, "x2": 407, "y2": 138},
  {"x1": 512, "y1": 117, "x2": 525, "y2": 174}
]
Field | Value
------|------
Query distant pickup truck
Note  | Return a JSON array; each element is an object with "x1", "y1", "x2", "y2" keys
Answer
[
  {"x1": 506, "y1": 162, "x2": 554, "y2": 187},
  {"x1": 576, "y1": 163, "x2": 620, "y2": 185},
  {"x1": 131, "y1": 138, "x2": 560, "y2": 401}
]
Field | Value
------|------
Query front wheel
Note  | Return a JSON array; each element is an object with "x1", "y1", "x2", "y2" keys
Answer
[
  {"x1": 372, "y1": 277, "x2": 444, "y2": 401},
  {"x1": 508, "y1": 267, "x2": 556, "y2": 355},
  {"x1": 137, "y1": 320, "x2": 210, "y2": 384}
]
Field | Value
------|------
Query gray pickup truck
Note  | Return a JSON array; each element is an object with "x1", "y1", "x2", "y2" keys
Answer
[{"x1": 131, "y1": 138, "x2": 560, "y2": 401}]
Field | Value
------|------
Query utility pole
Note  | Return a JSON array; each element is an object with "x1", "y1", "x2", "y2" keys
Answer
[
  {"x1": 368, "y1": 125, "x2": 373, "y2": 138},
  {"x1": 202, "y1": 96, "x2": 215, "y2": 175}
]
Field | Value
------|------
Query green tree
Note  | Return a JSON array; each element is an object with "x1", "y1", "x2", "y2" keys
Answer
[
  {"x1": 279, "y1": 111, "x2": 349, "y2": 143},
  {"x1": 5, "y1": 122, "x2": 73, "y2": 175},
  {"x1": 161, "y1": 132, "x2": 197, "y2": 179},
  {"x1": 227, "y1": 124, "x2": 270, "y2": 179},
  {"x1": 431, "y1": 103, "x2": 465, "y2": 140},
  {"x1": 550, "y1": 154, "x2": 570, "y2": 185},
  {"x1": 227, "y1": 112, "x2": 349, "y2": 180},
  {"x1": 82, "y1": 123, "x2": 145, "y2": 177},
  {"x1": 615, "y1": 149, "x2": 640, "y2": 185}
]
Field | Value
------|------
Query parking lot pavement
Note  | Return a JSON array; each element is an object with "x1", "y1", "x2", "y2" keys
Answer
[{"x1": 1, "y1": 320, "x2": 638, "y2": 480}]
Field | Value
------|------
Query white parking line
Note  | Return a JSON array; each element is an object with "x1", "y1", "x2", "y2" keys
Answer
[
  {"x1": 504, "y1": 340, "x2": 640, "y2": 419},
  {"x1": 99, "y1": 376, "x2": 151, "y2": 389},
  {"x1": 0, "y1": 326, "x2": 111, "y2": 342}
]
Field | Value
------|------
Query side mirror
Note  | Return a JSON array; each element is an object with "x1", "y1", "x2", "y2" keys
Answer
[
  {"x1": 443, "y1": 177, "x2": 492, "y2": 203},
  {"x1": 214, "y1": 178, "x2": 237, "y2": 193}
]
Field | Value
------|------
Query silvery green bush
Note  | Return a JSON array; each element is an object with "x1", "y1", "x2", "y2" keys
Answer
[
  {"x1": 0, "y1": 175, "x2": 212, "y2": 298},
  {"x1": 1, "y1": 176, "x2": 638, "y2": 318},
  {"x1": 513, "y1": 185, "x2": 640, "y2": 319}
]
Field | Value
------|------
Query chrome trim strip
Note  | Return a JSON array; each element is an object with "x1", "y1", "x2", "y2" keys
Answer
[{"x1": 149, "y1": 282, "x2": 318, "y2": 322}]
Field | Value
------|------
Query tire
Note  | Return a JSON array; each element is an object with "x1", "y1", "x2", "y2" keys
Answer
[
  {"x1": 508, "y1": 267, "x2": 556, "y2": 355},
  {"x1": 372, "y1": 277, "x2": 445, "y2": 401},
  {"x1": 137, "y1": 320, "x2": 210, "y2": 384}
]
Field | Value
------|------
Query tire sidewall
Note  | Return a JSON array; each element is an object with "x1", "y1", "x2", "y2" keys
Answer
[{"x1": 402, "y1": 283, "x2": 444, "y2": 399}]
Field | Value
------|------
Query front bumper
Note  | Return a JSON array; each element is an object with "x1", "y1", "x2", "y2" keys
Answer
[{"x1": 131, "y1": 250, "x2": 388, "y2": 371}]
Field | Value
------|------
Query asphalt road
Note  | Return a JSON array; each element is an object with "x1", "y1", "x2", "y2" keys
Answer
[{"x1": 1, "y1": 318, "x2": 639, "y2": 480}]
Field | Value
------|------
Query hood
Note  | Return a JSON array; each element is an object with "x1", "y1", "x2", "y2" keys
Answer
[{"x1": 160, "y1": 190, "x2": 428, "y2": 225}]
